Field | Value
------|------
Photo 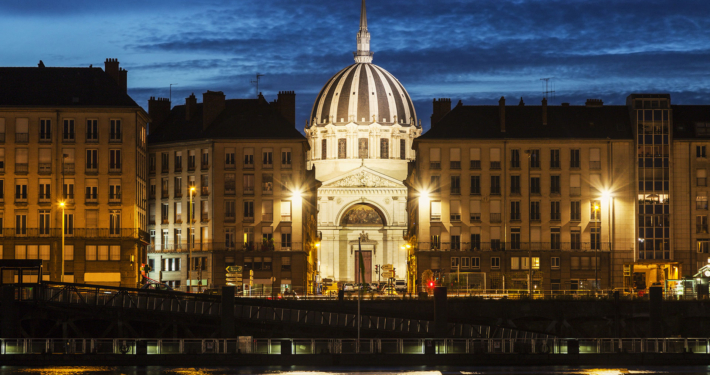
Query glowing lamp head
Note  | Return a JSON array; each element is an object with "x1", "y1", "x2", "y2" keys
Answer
[
  {"x1": 400, "y1": 245, "x2": 405, "y2": 250},
  {"x1": 602, "y1": 190, "x2": 611, "y2": 200},
  {"x1": 59, "y1": 201, "x2": 65, "y2": 207},
  {"x1": 315, "y1": 242, "x2": 320, "y2": 248},
  {"x1": 190, "y1": 187, "x2": 196, "y2": 192},
  {"x1": 405, "y1": 244, "x2": 411, "y2": 249},
  {"x1": 594, "y1": 204, "x2": 600, "y2": 211}
]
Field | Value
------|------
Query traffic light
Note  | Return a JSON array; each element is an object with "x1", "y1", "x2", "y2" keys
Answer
[
  {"x1": 375, "y1": 265, "x2": 379, "y2": 274},
  {"x1": 428, "y1": 281, "x2": 435, "y2": 288}
]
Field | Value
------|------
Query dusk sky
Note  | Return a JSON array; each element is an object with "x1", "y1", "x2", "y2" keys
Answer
[{"x1": 2, "y1": 0, "x2": 709, "y2": 132}]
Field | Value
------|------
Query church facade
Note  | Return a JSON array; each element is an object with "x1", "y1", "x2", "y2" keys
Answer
[{"x1": 305, "y1": 0, "x2": 421, "y2": 284}]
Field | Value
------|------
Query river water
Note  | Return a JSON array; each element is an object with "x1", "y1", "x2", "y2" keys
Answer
[{"x1": 2, "y1": 367, "x2": 710, "y2": 375}]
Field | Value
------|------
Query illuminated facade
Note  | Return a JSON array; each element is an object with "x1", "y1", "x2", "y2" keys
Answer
[{"x1": 305, "y1": 0, "x2": 421, "y2": 284}]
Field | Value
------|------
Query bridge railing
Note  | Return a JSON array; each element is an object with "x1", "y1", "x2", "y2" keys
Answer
[{"x1": 1, "y1": 337, "x2": 708, "y2": 355}]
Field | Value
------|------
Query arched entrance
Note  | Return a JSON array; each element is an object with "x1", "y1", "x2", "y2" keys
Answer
[
  {"x1": 339, "y1": 203, "x2": 386, "y2": 227},
  {"x1": 339, "y1": 203, "x2": 386, "y2": 283}
]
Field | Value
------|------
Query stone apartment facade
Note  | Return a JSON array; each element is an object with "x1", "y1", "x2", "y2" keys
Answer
[
  {"x1": 0, "y1": 59, "x2": 149, "y2": 287},
  {"x1": 146, "y1": 91, "x2": 318, "y2": 294}
]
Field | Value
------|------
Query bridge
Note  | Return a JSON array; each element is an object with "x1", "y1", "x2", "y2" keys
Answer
[{"x1": 1, "y1": 282, "x2": 552, "y2": 340}]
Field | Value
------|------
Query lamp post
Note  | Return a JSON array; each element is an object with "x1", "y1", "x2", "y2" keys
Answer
[
  {"x1": 189, "y1": 186, "x2": 195, "y2": 292},
  {"x1": 524, "y1": 150, "x2": 532, "y2": 295},
  {"x1": 60, "y1": 201, "x2": 65, "y2": 282},
  {"x1": 594, "y1": 202, "x2": 600, "y2": 292}
]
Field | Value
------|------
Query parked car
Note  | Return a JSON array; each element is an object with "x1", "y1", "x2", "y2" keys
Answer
[
  {"x1": 394, "y1": 280, "x2": 407, "y2": 292},
  {"x1": 343, "y1": 283, "x2": 355, "y2": 292},
  {"x1": 141, "y1": 282, "x2": 173, "y2": 291}
]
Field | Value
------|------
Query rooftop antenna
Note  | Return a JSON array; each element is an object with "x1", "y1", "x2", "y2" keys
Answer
[
  {"x1": 251, "y1": 73, "x2": 264, "y2": 98},
  {"x1": 169, "y1": 83, "x2": 178, "y2": 104},
  {"x1": 540, "y1": 77, "x2": 555, "y2": 100}
]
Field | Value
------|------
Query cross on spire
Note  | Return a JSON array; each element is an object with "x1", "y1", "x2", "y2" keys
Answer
[{"x1": 354, "y1": 0, "x2": 373, "y2": 63}]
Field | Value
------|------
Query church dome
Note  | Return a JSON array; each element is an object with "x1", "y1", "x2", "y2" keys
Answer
[
  {"x1": 310, "y1": 63, "x2": 417, "y2": 127},
  {"x1": 309, "y1": 0, "x2": 418, "y2": 128}
]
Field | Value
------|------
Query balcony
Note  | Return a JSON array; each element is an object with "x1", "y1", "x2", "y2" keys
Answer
[
  {"x1": 430, "y1": 162, "x2": 441, "y2": 170},
  {"x1": 530, "y1": 214, "x2": 541, "y2": 222},
  {"x1": 149, "y1": 166, "x2": 156, "y2": 174},
  {"x1": 224, "y1": 215, "x2": 235, "y2": 223},
  {"x1": 161, "y1": 166, "x2": 169, "y2": 174},
  {"x1": 550, "y1": 188, "x2": 561, "y2": 196},
  {"x1": 109, "y1": 194, "x2": 121, "y2": 204},
  {"x1": 470, "y1": 160, "x2": 481, "y2": 170},
  {"x1": 15, "y1": 195, "x2": 28, "y2": 204},
  {"x1": 63, "y1": 163, "x2": 75, "y2": 174},
  {"x1": 161, "y1": 218, "x2": 169, "y2": 224},
  {"x1": 175, "y1": 214, "x2": 182, "y2": 223},
  {"x1": 201, "y1": 213, "x2": 209, "y2": 222},
  {"x1": 85, "y1": 195, "x2": 98, "y2": 204},
  {"x1": 86, "y1": 135, "x2": 98, "y2": 143},
  {"x1": 510, "y1": 213, "x2": 520, "y2": 221},
  {"x1": 174, "y1": 166, "x2": 182, "y2": 173},
  {"x1": 490, "y1": 187, "x2": 501, "y2": 196},
  {"x1": 109, "y1": 133, "x2": 122, "y2": 143},
  {"x1": 161, "y1": 191, "x2": 169, "y2": 199},
  {"x1": 243, "y1": 216, "x2": 255, "y2": 223},
  {"x1": 550, "y1": 161, "x2": 560, "y2": 169},
  {"x1": 225, "y1": 186, "x2": 236, "y2": 196},
  {"x1": 430, "y1": 214, "x2": 441, "y2": 222},
  {"x1": 63, "y1": 134, "x2": 75, "y2": 143},
  {"x1": 490, "y1": 161, "x2": 501, "y2": 170},
  {"x1": 262, "y1": 183, "x2": 273, "y2": 194},
  {"x1": 86, "y1": 166, "x2": 98, "y2": 174},
  {"x1": 450, "y1": 161, "x2": 461, "y2": 169},
  {"x1": 39, "y1": 195, "x2": 51, "y2": 204},
  {"x1": 243, "y1": 187, "x2": 254, "y2": 195},
  {"x1": 262, "y1": 213, "x2": 273, "y2": 222},
  {"x1": 201, "y1": 187, "x2": 209, "y2": 196},
  {"x1": 570, "y1": 187, "x2": 581, "y2": 196},
  {"x1": 15, "y1": 133, "x2": 28, "y2": 143},
  {"x1": 450, "y1": 213, "x2": 461, "y2": 222},
  {"x1": 590, "y1": 161, "x2": 601, "y2": 170},
  {"x1": 15, "y1": 163, "x2": 28, "y2": 174},
  {"x1": 174, "y1": 190, "x2": 182, "y2": 198},
  {"x1": 415, "y1": 241, "x2": 612, "y2": 252},
  {"x1": 281, "y1": 214, "x2": 291, "y2": 222},
  {"x1": 551, "y1": 212, "x2": 561, "y2": 221},
  {"x1": 38, "y1": 163, "x2": 52, "y2": 174},
  {"x1": 109, "y1": 165, "x2": 121, "y2": 173},
  {"x1": 510, "y1": 187, "x2": 521, "y2": 195},
  {"x1": 188, "y1": 162, "x2": 196, "y2": 172},
  {"x1": 490, "y1": 213, "x2": 501, "y2": 223},
  {"x1": 697, "y1": 225, "x2": 709, "y2": 234},
  {"x1": 470, "y1": 213, "x2": 481, "y2": 222},
  {"x1": 201, "y1": 163, "x2": 209, "y2": 171}
]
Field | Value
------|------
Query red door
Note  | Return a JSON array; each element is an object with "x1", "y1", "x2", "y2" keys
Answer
[{"x1": 354, "y1": 251, "x2": 372, "y2": 283}]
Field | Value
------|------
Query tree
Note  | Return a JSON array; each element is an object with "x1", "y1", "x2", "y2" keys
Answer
[{"x1": 422, "y1": 269, "x2": 434, "y2": 285}]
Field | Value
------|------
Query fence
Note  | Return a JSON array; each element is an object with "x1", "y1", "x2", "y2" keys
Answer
[
  {"x1": 0, "y1": 337, "x2": 707, "y2": 355},
  {"x1": 417, "y1": 242, "x2": 612, "y2": 252}
]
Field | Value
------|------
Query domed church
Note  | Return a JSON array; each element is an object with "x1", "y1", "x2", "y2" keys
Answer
[{"x1": 305, "y1": 0, "x2": 421, "y2": 286}]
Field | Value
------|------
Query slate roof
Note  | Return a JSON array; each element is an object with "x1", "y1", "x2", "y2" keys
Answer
[
  {"x1": 0, "y1": 67, "x2": 139, "y2": 107},
  {"x1": 148, "y1": 98, "x2": 306, "y2": 144},
  {"x1": 418, "y1": 104, "x2": 633, "y2": 141},
  {"x1": 671, "y1": 105, "x2": 710, "y2": 140}
]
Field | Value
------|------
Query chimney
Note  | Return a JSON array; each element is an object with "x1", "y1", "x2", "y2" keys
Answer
[
  {"x1": 499, "y1": 96, "x2": 505, "y2": 132},
  {"x1": 104, "y1": 58, "x2": 120, "y2": 86},
  {"x1": 185, "y1": 93, "x2": 197, "y2": 121},
  {"x1": 430, "y1": 98, "x2": 451, "y2": 128},
  {"x1": 118, "y1": 68, "x2": 127, "y2": 92},
  {"x1": 519, "y1": 97, "x2": 525, "y2": 106},
  {"x1": 148, "y1": 97, "x2": 171, "y2": 130},
  {"x1": 202, "y1": 91, "x2": 225, "y2": 130},
  {"x1": 275, "y1": 91, "x2": 296, "y2": 127},
  {"x1": 542, "y1": 97, "x2": 548, "y2": 126},
  {"x1": 585, "y1": 99, "x2": 604, "y2": 107}
]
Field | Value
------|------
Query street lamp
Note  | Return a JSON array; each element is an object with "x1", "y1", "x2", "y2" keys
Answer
[
  {"x1": 594, "y1": 202, "x2": 601, "y2": 291},
  {"x1": 189, "y1": 186, "x2": 196, "y2": 292},
  {"x1": 60, "y1": 201, "x2": 65, "y2": 283},
  {"x1": 524, "y1": 150, "x2": 532, "y2": 295}
]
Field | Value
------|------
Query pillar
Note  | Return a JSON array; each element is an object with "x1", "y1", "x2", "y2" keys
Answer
[{"x1": 221, "y1": 286, "x2": 235, "y2": 337}]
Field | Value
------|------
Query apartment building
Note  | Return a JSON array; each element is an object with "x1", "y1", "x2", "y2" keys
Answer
[
  {"x1": 405, "y1": 97, "x2": 637, "y2": 292},
  {"x1": 0, "y1": 59, "x2": 149, "y2": 287},
  {"x1": 146, "y1": 91, "x2": 318, "y2": 294}
]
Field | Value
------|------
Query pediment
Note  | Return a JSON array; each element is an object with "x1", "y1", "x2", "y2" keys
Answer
[{"x1": 322, "y1": 167, "x2": 404, "y2": 188}]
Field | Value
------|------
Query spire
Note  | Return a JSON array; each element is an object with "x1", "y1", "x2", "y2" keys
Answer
[{"x1": 354, "y1": 0, "x2": 373, "y2": 63}]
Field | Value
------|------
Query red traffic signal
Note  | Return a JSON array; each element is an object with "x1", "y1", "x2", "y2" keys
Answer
[{"x1": 428, "y1": 281, "x2": 435, "y2": 288}]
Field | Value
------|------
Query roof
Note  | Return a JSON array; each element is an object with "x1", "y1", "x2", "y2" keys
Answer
[
  {"x1": 418, "y1": 104, "x2": 633, "y2": 141},
  {"x1": 0, "y1": 67, "x2": 139, "y2": 107},
  {"x1": 148, "y1": 98, "x2": 306, "y2": 144},
  {"x1": 671, "y1": 105, "x2": 710, "y2": 140},
  {"x1": 309, "y1": 63, "x2": 418, "y2": 128}
]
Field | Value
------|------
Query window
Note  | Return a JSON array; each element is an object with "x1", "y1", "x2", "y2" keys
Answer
[
  {"x1": 281, "y1": 148, "x2": 292, "y2": 167},
  {"x1": 201, "y1": 175, "x2": 209, "y2": 195},
  {"x1": 15, "y1": 179, "x2": 28, "y2": 202},
  {"x1": 262, "y1": 226, "x2": 273, "y2": 244},
  {"x1": 281, "y1": 201, "x2": 291, "y2": 221},
  {"x1": 174, "y1": 152, "x2": 183, "y2": 172},
  {"x1": 510, "y1": 201, "x2": 520, "y2": 221},
  {"x1": 490, "y1": 201, "x2": 501, "y2": 223},
  {"x1": 429, "y1": 148, "x2": 441, "y2": 169},
  {"x1": 491, "y1": 257, "x2": 500, "y2": 269},
  {"x1": 224, "y1": 148, "x2": 235, "y2": 169},
  {"x1": 281, "y1": 227, "x2": 292, "y2": 249},
  {"x1": 571, "y1": 227, "x2": 581, "y2": 250},
  {"x1": 590, "y1": 148, "x2": 601, "y2": 169},
  {"x1": 40, "y1": 119, "x2": 51, "y2": 141},
  {"x1": 160, "y1": 153, "x2": 169, "y2": 173},
  {"x1": 470, "y1": 200, "x2": 481, "y2": 222},
  {"x1": 450, "y1": 148, "x2": 461, "y2": 169},
  {"x1": 430, "y1": 175, "x2": 440, "y2": 193},
  {"x1": 12, "y1": 118, "x2": 27, "y2": 143},
  {"x1": 163, "y1": 258, "x2": 181, "y2": 271},
  {"x1": 430, "y1": 227, "x2": 441, "y2": 249},
  {"x1": 262, "y1": 200, "x2": 273, "y2": 221},
  {"x1": 400, "y1": 139, "x2": 406, "y2": 160},
  {"x1": 698, "y1": 146, "x2": 707, "y2": 158},
  {"x1": 174, "y1": 176, "x2": 183, "y2": 197},
  {"x1": 450, "y1": 201, "x2": 461, "y2": 221},
  {"x1": 470, "y1": 148, "x2": 481, "y2": 169},
  {"x1": 174, "y1": 202, "x2": 182, "y2": 223},
  {"x1": 15, "y1": 214, "x2": 27, "y2": 236},
  {"x1": 570, "y1": 149, "x2": 580, "y2": 168},
  {"x1": 470, "y1": 227, "x2": 481, "y2": 249},
  {"x1": 530, "y1": 201, "x2": 540, "y2": 221},
  {"x1": 225, "y1": 228, "x2": 236, "y2": 248},
  {"x1": 530, "y1": 177, "x2": 540, "y2": 195},
  {"x1": 430, "y1": 201, "x2": 441, "y2": 221},
  {"x1": 109, "y1": 210, "x2": 120, "y2": 235},
  {"x1": 511, "y1": 257, "x2": 520, "y2": 270},
  {"x1": 380, "y1": 139, "x2": 389, "y2": 159},
  {"x1": 109, "y1": 179, "x2": 121, "y2": 202},
  {"x1": 200, "y1": 201, "x2": 209, "y2": 222},
  {"x1": 85, "y1": 179, "x2": 97, "y2": 203},
  {"x1": 490, "y1": 148, "x2": 501, "y2": 169},
  {"x1": 450, "y1": 175, "x2": 460, "y2": 194},
  {"x1": 201, "y1": 149, "x2": 209, "y2": 169},
  {"x1": 471, "y1": 257, "x2": 480, "y2": 269},
  {"x1": 263, "y1": 257, "x2": 272, "y2": 271},
  {"x1": 188, "y1": 150, "x2": 196, "y2": 170},
  {"x1": 550, "y1": 149, "x2": 560, "y2": 168},
  {"x1": 64, "y1": 212, "x2": 74, "y2": 235},
  {"x1": 697, "y1": 215, "x2": 708, "y2": 234},
  {"x1": 338, "y1": 139, "x2": 347, "y2": 159},
  {"x1": 110, "y1": 245, "x2": 120, "y2": 261},
  {"x1": 243, "y1": 201, "x2": 254, "y2": 222},
  {"x1": 109, "y1": 149, "x2": 122, "y2": 171},
  {"x1": 570, "y1": 175, "x2": 581, "y2": 196},
  {"x1": 358, "y1": 138, "x2": 368, "y2": 159},
  {"x1": 699, "y1": 169, "x2": 707, "y2": 186},
  {"x1": 321, "y1": 139, "x2": 328, "y2": 160},
  {"x1": 698, "y1": 193, "x2": 708, "y2": 210},
  {"x1": 550, "y1": 201, "x2": 560, "y2": 221},
  {"x1": 86, "y1": 149, "x2": 98, "y2": 172},
  {"x1": 259, "y1": 148, "x2": 273, "y2": 168},
  {"x1": 86, "y1": 119, "x2": 98, "y2": 141},
  {"x1": 510, "y1": 175, "x2": 520, "y2": 194},
  {"x1": 451, "y1": 226, "x2": 461, "y2": 250},
  {"x1": 551, "y1": 257, "x2": 560, "y2": 269},
  {"x1": 470, "y1": 176, "x2": 480, "y2": 195},
  {"x1": 530, "y1": 149, "x2": 540, "y2": 168},
  {"x1": 532, "y1": 257, "x2": 540, "y2": 269},
  {"x1": 490, "y1": 175, "x2": 500, "y2": 195},
  {"x1": 451, "y1": 257, "x2": 459, "y2": 269},
  {"x1": 149, "y1": 154, "x2": 156, "y2": 173},
  {"x1": 39, "y1": 210, "x2": 50, "y2": 235},
  {"x1": 63, "y1": 119, "x2": 75, "y2": 141},
  {"x1": 571, "y1": 201, "x2": 581, "y2": 221},
  {"x1": 511, "y1": 228, "x2": 520, "y2": 250},
  {"x1": 511, "y1": 149, "x2": 520, "y2": 168},
  {"x1": 697, "y1": 240, "x2": 709, "y2": 253},
  {"x1": 15, "y1": 148, "x2": 28, "y2": 173},
  {"x1": 0, "y1": 149, "x2": 4, "y2": 171},
  {"x1": 551, "y1": 175, "x2": 561, "y2": 194},
  {"x1": 39, "y1": 179, "x2": 51, "y2": 202},
  {"x1": 0, "y1": 179, "x2": 4, "y2": 200},
  {"x1": 551, "y1": 227, "x2": 561, "y2": 250},
  {"x1": 240, "y1": 174, "x2": 254, "y2": 194},
  {"x1": 109, "y1": 119, "x2": 121, "y2": 142}
]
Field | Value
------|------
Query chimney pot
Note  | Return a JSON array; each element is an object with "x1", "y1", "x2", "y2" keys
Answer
[
  {"x1": 431, "y1": 98, "x2": 452, "y2": 128},
  {"x1": 202, "y1": 91, "x2": 225, "y2": 130},
  {"x1": 148, "y1": 96, "x2": 171, "y2": 132},
  {"x1": 185, "y1": 93, "x2": 197, "y2": 121},
  {"x1": 275, "y1": 90, "x2": 296, "y2": 127},
  {"x1": 585, "y1": 99, "x2": 604, "y2": 107}
]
